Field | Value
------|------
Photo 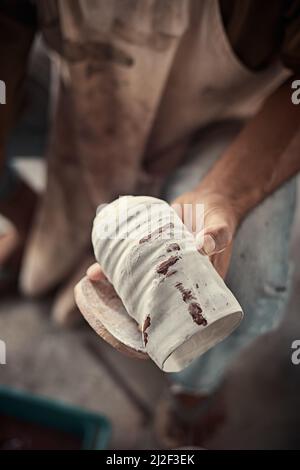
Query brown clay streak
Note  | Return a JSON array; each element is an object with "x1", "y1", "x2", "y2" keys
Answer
[
  {"x1": 143, "y1": 315, "x2": 151, "y2": 346},
  {"x1": 175, "y1": 282, "x2": 208, "y2": 326},
  {"x1": 166, "y1": 243, "x2": 181, "y2": 252},
  {"x1": 139, "y1": 223, "x2": 174, "y2": 244},
  {"x1": 156, "y1": 255, "x2": 180, "y2": 275},
  {"x1": 175, "y1": 282, "x2": 195, "y2": 303},
  {"x1": 166, "y1": 269, "x2": 177, "y2": 278},
  {"x1": 188, "y1": 303, "x2": 207, "y2": 326},
  {"x1": 158, "y1": 269, "x2": 177, "y2": 285}
]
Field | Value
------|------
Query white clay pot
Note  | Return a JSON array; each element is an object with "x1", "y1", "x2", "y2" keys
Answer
[{"x1": 89, "y1": 195, "x2": 243, "y2": 372}]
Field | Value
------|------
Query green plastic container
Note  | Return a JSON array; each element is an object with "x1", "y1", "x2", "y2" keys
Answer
[{"x1": 0, "y1": 387, "x2": 111, "y2": 450}]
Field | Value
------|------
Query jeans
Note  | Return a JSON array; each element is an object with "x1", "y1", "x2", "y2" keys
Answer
[{"x1": 162, "y1": 121, "x2": 297, "y2": 393}]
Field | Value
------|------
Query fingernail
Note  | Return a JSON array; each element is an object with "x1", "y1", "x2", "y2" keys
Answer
[{"x1": 202, "y1": 234, "x2": 216, "y2": 256}]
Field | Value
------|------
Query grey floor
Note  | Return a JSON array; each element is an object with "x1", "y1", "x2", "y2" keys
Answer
[{"x1": 0, "y1": 171, "x2": 299, "y2": 449}]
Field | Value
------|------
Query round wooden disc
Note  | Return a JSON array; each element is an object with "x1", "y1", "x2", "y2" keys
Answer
[{"x1": 74, "y1": 276, "x2": 147, "y2": 359}]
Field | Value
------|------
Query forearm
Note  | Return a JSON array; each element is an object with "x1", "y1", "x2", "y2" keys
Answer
[{"x1": 197, "y1": 76, "x2": 300, "y2": 221}]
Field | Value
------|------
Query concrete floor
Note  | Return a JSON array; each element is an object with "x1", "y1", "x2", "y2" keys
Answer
[
  {"x1": 0, "y1": 295, "x2": 167, "y2": 449},
  {"x1": 0, "y1": 174, "x2": 300, "y2": 449}
]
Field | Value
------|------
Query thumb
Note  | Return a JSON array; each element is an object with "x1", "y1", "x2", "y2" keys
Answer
[
  {"x1": 196, "y1": 224, "x2": 233, "y2": 256},
  {"x1": 86, "y1": 263, "x2": 106, "y2": 282}
]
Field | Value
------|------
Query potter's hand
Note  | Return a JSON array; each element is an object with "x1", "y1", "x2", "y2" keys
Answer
[
  {"x1": 87, "y1": 191, "x2": 238, "y2": 280},
  {"x1": 172, "y1": 79, "x2": 300, "y2": 277},
  {"x1": 86, "y1": 262, "x2": 105, "y2": 282},
  {"x1": 85, "y1": 262, "x2": 148, "y2": 358},
  {"x1": 171, "y1": 190, "x2": 239, "y2": 279},
  {"x1": 86, "y1": 264, "x2": 145, "y2": 336}
]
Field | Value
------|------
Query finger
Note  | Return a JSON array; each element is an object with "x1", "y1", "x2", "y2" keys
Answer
[
  {"x1": 170, "y1": 202, "x2": 183, "y2": 220},
  {"x1": 196, "y1": 224, "x2": 232, "y2": 256},
  {"x1": 86, "y1": 263, "x2": 105, "y2": 282},
  {"x1": 210, "y1": 244, "x2": 232, "y2": 279}
]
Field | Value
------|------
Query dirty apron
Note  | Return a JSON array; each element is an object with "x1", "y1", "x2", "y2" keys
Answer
[{"x1": 20, "y1": 0, "x2": 289, "y2": 296}]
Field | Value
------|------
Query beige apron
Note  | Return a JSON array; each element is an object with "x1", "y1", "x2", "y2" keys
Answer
[{"x1": 20, "y1": 0, "x2": 290, "y2": 295}]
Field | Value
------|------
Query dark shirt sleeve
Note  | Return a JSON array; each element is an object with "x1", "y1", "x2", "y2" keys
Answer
[
  {"x1": 220, "y1": 0, "x2": 300, "y2": 74},
  {"x1": 0, "y1": 0, "x2": 37, "y2": 143},
  {"x1": 282, "y1": 0, "x2": 300, "y2": 73},
  {"x1": 0, "y1": 0, "x2": 37, "y2": 26}
]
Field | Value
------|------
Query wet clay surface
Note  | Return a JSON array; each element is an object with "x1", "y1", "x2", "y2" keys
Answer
[{"x1": 139, "y1": 223, "x2": 175, "y2": 244}]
